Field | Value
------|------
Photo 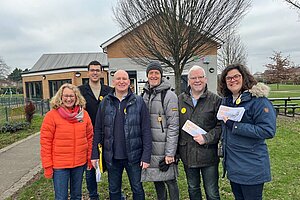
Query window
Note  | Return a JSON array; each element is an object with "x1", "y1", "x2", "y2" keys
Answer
[
  {"x1": 25, "y1": 81, "x2": 43, "y2": 99},
  {"x1": 49, "y1": 79, "x2": 71, "y2": 98}
]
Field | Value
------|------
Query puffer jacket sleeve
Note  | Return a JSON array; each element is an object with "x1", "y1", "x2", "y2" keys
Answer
[
  {"x1": 85, "y1": 110, "x2": 94, "y2": 167},
  {"x1": 40, "y1": 111, "x2": 55, "y2": 170},
  {"x1": 164, "y1": 90, "x2": 179, "y2": 156},
  {"x1": 140, "y1": 98, "x2": 152, "y2": 163},
  {"x1": 91, "y1": 101, "x2": 103, "y2": 160},
  {"x1": 231, "y1": 97, "x2": 276, "y2": 139}
]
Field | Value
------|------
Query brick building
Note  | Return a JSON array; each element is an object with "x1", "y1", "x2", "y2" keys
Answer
[{"x1": 22, "y1": 52, "x2": 108, "y2": 100}]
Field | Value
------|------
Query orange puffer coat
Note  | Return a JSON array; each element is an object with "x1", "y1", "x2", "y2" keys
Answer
[{"x1": 40, "y1": 109, "x2": 93, "y2": 178}]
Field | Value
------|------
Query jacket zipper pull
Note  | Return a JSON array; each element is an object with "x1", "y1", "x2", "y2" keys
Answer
[{"x1": 158, "y1": 114, "x2": 164, "y2": 133}]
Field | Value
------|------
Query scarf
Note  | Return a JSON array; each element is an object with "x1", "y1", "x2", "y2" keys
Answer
[{"x1": 57, "y1": 105, "x2": 84, "y2": 123}]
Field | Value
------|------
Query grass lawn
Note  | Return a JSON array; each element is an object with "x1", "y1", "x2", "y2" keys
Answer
[
  {"x1": 0, "y1": 115, "x2": 43, "y2": 149},
  {"x1": 7, "y1": 116, "x2": 300, "y2": 200},
  {"x1": 268, "y1": 84, "x2": 300, "y2": 91},
  {"x1": 268, "y1": 84, "x2": 300, "y2": 98}
]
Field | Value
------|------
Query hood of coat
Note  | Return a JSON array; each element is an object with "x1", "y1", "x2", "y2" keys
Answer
[
  {"x1": 223, "y1": 83, "x2": 270, "y2": 106},
  {"x1": 249, "y1": 82, "x2": 270, "y2": 98},
  {"x1": 143, "y1": 78, "x2": 171, "y2": 94}
]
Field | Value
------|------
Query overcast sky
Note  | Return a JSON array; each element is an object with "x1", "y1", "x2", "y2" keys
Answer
[{"x1": 0, "y1": 0, "x2": 299, "y2": 74}]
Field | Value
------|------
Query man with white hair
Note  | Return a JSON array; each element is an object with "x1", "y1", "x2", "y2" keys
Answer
[{"x1": 178, "y1": 65, "x2": 221, "y2": 200}]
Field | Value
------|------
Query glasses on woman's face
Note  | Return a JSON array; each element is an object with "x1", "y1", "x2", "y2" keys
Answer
[
  {"x1": 62, "y1": 94, "x2": 75, "y2": 99},
  {"x1": 225, "y1": 74, "x2": 242, "y2": 82}
]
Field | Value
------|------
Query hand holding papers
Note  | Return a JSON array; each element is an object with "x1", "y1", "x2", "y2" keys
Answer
[
  {"x1": 182, "y1": 120, "x2": 207, "y2": 136},
  {"x1": 217, "y1": 105, "x2": 245, "y2": 122}
]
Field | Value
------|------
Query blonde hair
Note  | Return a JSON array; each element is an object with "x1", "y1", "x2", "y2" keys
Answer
[{"x1": 50, "y1": 83, "x2": 86, "y2": 109}]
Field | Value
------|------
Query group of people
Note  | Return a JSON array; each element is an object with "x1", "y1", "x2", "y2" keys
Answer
[{"x1": 40, "y1": 60, "x2": 276, "y2": 200}]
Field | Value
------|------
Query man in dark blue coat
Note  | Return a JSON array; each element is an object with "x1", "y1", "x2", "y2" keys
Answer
[
  {"x1": 78, "y1": 60, "x2": 112, "y2": 200},
  {"x1": 91, "y1": 70, "x2": 152, "y2": 200}
]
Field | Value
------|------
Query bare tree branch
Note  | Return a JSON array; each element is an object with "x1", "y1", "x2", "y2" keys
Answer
[
  {"x1": 113, "y1": 0, "x2": 251, "y2": 94},
  {"x1": 217, "y1": 27, "x2": 248, "y2": 73},
  {"x1": 284, "y1": 0, "x2": 300, "y2": 10},
  {"x1": 0, "y1": 57, "x2": 11, "y2": 80}
]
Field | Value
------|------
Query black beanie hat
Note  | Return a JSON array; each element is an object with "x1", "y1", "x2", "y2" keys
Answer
[{"x1": 146, "y1": 61, "x2": 163, "y2": 77}]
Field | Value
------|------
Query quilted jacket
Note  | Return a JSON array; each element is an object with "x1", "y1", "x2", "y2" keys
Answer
[
  {"x1": 141, "y1": 79, "x2": 179, "y2": 182},
  {"x1": 91, "y1": 90, "x2": 152, "y2": 166},
  {"x1": 40, "y1": 109, "x2": 93, "y2": 178}
]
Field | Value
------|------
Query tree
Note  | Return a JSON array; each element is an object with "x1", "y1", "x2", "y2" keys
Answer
[
  {"x1": 217, "y1": 27, "x2": 247, "y2": 73},
  {"x1": 113, "y1": 0, "x2": 251, "y2": 94},
  {"x1": 8, "y1": 68, "x2": 23, "y2": 82},
  {"x1": 0, "y1": 57, "x2": 10, "y2": 80},
  {"x1": 7, "y1": 68, "x2": 24, "y2": 94},
  {"x1": 264, "y1": 51, "x2": 291, "y2": 89},
  {"x1": 284, "y1": 0, "x2": 300, "y2": 10},
  {"x1": 284, "y1": 0, "x2": 300, "y2": 17},
  {"x1": 286, "y1": 66, "x2": 300, "y2": 84}
]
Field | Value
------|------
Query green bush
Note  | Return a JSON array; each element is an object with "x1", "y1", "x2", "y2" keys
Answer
[{"x1": 0, "y1": 121, "x2": 30, "y2": 133}]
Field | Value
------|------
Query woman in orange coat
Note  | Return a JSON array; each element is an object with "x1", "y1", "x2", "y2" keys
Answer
[{"x1": 40, "y1": 83, "x2": 93, "y2": 200}]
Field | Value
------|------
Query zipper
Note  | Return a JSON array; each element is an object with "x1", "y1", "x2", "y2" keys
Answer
[{"x1": 158, "y1": 113, "x2": 164, "y2": 133}]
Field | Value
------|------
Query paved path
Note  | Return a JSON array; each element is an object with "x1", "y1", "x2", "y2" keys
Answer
[{"x1": 0, "y1": 132, "x2": 42, "y2": 200}]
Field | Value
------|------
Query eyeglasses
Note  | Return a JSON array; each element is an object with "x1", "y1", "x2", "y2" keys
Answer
[
  {"x1": 189, "y1": 76, "x2": 206, "y2": 81},
  {"x1": 89, "y1": 69, "x2": 101, "y2": 73},
  {"x1": 225, "y1": 74, "x2": 242, "y2": 82},
  {"x1": 62, "y1": 95, "x2": 75, "y2": 99}
]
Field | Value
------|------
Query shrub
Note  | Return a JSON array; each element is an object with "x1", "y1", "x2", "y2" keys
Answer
[
  {"x1": 24, "y1": 101, "x2": 35, "y2": 123},
  {"x1": 0, "y1": 121, "x2": 30, "y2": 133}
]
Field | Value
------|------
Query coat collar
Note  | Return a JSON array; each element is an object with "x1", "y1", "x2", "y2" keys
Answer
[
  {"x1": 184, "y1": 85, "x2": 208, "y2": 99},
  {"x1": 224, "y1": 83, "x2": 270, "y2": 105},
  {"x1": 83, "y1": 82, "x2": 112, "y2": 100}
]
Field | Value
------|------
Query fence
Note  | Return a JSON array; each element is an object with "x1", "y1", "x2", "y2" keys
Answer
[
  {"x1": 0, "y1": 97, "x2": 50, "y2": 125},
  {"x1": 269, "y1": 97, "x2": 300, "y2": 117}
]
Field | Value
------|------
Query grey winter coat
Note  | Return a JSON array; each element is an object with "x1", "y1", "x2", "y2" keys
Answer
[
  {"x1": 141, "y1": 79, "x2": 179, "y2": 182},
  {"x1": 178, "y1": 86, "x2": 221, "y2": 167}
]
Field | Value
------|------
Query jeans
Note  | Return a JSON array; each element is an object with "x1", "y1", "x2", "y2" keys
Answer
[
  {"x1": 184, "y1": 164, "x2": 220, "y2": 200},
  {"x1": 107, "y1": 159, "x2": 145, "y2": 200},
  {"x1": 154, "y1": 179, "x2": 179, "y2": 200},
  {"x1": 86, "y1": 167, "x2": 99, "y2": 200},
  {"x1": 53, "y1": 164, "x2": 85, "y2": 200},
  {"x1": 230, "y1": 181, "x2": 264, "y2": 200}
]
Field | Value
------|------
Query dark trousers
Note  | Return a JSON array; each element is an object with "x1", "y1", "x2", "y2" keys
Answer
[
  {"x1": 108, "y1": 159, "x2": 145, "y2": 200},
  {"x1": 85, "y1": 167, "x2": 99, "y2": 200},
  {"x1": 53, "y1": 164, "x2": 85, "y2": 200},
  {"x1": 184, "y1": 164, "x2": 220, "y2": 200},
  {"x1": 230, "y1": 181, "x2": 264, "y2": 200},
  {"x1": 154, "y1": 179, "x2": 179, "y2": 200}
]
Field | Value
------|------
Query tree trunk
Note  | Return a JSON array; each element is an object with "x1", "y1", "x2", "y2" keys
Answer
[{"x1": 174, "y1": 65, "x2": 182, "y2": 95}]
